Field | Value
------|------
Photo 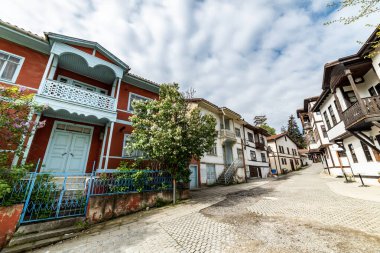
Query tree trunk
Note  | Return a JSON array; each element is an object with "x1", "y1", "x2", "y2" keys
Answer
[{"x1": 172, "y1": 178, "x2": 176, "y2": 204}]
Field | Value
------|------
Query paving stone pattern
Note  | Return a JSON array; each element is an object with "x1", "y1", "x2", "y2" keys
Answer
[{"x1": 33, "y1": 164, "x2": 380, "y2": 253}]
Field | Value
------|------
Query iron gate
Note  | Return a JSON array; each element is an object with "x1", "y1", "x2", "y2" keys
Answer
[{"x1": 19, "y1": 172, "x2": 92, "y2": 224}]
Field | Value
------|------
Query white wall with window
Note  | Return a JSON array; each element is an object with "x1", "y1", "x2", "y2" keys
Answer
[
  {"x1": 0, "y1": 50, "x2": 24, "y2": 83},
  {"x1": 127, "y1": 92, "x2": 151, "y2": 112}
]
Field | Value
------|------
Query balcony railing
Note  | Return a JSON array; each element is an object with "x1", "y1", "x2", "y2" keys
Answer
[
  {"x1": 342, "y1": 95, "x2": 380, "y2": 128},
  {"x1": 219, "y1": 129, "x2": 236, "y2": 141},
  {"x1": 40, "y1": 80, "x2": 115, "y2": 111},
  {"x1": 255, "y1": 141, "x2": 265, "y2": 150}
]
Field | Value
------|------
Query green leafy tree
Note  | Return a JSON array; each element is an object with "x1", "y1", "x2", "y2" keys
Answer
[
  {"x1": 283, "y1": 114, "x2": 306, "y2": 148},
  {"x1": 260, "y1": 123, "x2": 276, "y2": 135},
  {"x1": 128, "y1": 83, "x2": 217, "y2": 203},
  {"x1": 326, "y1": 1, "x2": 380, "y2": 58}
]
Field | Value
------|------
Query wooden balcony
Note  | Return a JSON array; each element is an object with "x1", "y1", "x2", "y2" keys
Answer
[
  {"x1": 219, "y1": 129, "x2": 236, "y2": 143},
  {"x1": 342, "y1": 95, "x2": 380, "y2": 130},
  {"x1": 255, "y1": 141, "x2": 265, "y2": 150}
]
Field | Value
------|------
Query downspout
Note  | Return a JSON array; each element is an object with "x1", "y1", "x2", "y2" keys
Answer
[
  {"x1": 274, "y1": 139, "x2": 281, "y2": 174},
  {"x1": 242, "y1": 124, "x2": 247, "y2": 182}
]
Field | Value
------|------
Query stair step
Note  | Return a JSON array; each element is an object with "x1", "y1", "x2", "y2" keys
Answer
[
  {"x1": 14, "y1": 217, "x2": 84, "y2": 236},
  {"x1": 2, "y1": 232, "x2": 80, "y2": 253},
  {"x1": 8, "y1": 226, "x2": 82, "y2": 247}
]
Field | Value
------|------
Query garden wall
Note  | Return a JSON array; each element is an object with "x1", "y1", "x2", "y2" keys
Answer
[
  {"x1": 86, "y1": 189, "x2": 189, "y2": 224},
  {"x1": 0, "y1": 204, "x2": 23, "y2": 249}
]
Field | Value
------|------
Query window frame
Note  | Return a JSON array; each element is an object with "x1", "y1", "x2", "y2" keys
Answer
[
  {"x1": 328, "y1": 105, "x2": 337, "y2": 126},
  {"x1": 323, "y1": 111, "x2": 332, "y2": 130},
  {"x1": 207, "y1": 143, "x2": 217, "y2": 156},
  {"x1": 261, "y1": 153, "x2": 266, "y2": 162},
  {"x1": 122, "y1": 134, "x2": 144, "y2": 158},
  {"x1": 247, "y1": 132, "x2": 254, "y2": 142},
  {"x1": 348, "y1": 144, "x2": 358, "y2": 163},
  {"x1": 0, "y1": 50, "x2": 25, "y2": 83},
  {"x1": 360, "y1": 141, "x2": 373, "y2": 162},
  {"x1": 235, "y1": 127, "x2": 241, "y2": 138},
  {"x1": 250, "y1": 150, "x2": 257, "y2": 161},
  {"x1": 127, "y1": 92, "x2": 152, "y2": 113}
]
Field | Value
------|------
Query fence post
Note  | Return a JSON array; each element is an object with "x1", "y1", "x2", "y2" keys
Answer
[
  {"x1": 55, "y1": 175, "x2": 68, "y2": 218},
  {"x1": 19, "y1": 172, "x2": 38, "y2": 224},
  {"x1": 84, "y1": 170, "x2": 95, "y2": 217}
]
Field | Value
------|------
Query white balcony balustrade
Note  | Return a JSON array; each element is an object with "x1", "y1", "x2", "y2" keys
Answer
[{"x1": 40, "y1": 80, "x2": 115, "y2": 111}]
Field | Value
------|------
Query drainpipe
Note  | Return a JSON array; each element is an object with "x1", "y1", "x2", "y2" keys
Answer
[
  {"x1": 241, "y1": 124, "x2": 247, "y2": 182},
  {"x1": 274, "y1": 139, "x2": 281, "y2": 174}
]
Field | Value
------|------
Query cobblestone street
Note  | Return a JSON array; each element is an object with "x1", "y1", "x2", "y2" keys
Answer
[{"x1": 35, "y1": 164, "x2": 380, "y2": 253}]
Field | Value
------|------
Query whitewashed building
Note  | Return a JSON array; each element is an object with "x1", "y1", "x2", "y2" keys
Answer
[
  {"x1": 242, "y1": 122, "x2": 270, "y2": 178},
  {"x1": 311, "y1": 28, "x2": 380, "y2": 185},
  {"x1": 267, "y1": 133, "x2": 302, "y2": 174},
  {"x1": 297, "y1": 97, "x2": 350, "y2": 176},
  {"x1": 187, "y1": 99, "x2": 271, "y2": 186}
]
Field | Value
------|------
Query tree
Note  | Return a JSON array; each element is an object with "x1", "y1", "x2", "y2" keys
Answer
[
  {"x1": 254, "y1": 115, "x2": 276, "y2": 135},
  {"x1": 128, "y1": 83, "x2": 217, "y2": 204},
  {"x1": 261, "y1": 123, "x2": 276, "y2": 135},
  {"x1": 325, "y1": 0, "x2": 380, "y2": 25},
  {"x1": 283, "y1": 114, "x2": 306, "y2": 148},
  {"x1": 0, "y1": 86, "x2": 45, "y2": 167},
  {"x1": 326, "y1": 1, "x2": 380, "y2": 58}
]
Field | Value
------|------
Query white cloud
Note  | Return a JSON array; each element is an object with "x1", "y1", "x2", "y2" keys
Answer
[{"x1": 1, "y1": 0, "x2": 379, "y2": 131}]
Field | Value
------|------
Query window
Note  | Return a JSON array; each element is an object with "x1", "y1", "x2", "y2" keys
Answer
[
  {"x1": 348, "y1": 144, "x2": 358, "y2": 163},
  {"x1": 260, "y1": 136, "x2": 265, "y2": 144},
  {"x1": 57, "y1": 76, "x2": 108, "y2": 94},
  {"x1": 345, "y1": 91, "x2": 358, "y2": 105},
  {"x1": 316, "y1": 111, "x2": 321, "y2": 115},
  {"x1": 221, "y1": 118, "x2": 230, "y2": 130},
  {"x1": 369, "y1": 87, "x2": 378, "y2": 96},
  {"x1": 123, "y1": 134, "x2": 144, "y2": 158},
  {"x1": 128, "y1": 93, "x2": 151, "y2": 112},
  {"x1": 375, "y1": 83, "x2": 380, "y2": 95},
  {"x1": 235, "y1": 128, "x2": 241, "y2": 138},
  {"x1": 0, "y1": 51, "x2": 24, "y2": 83},
  {"x1": 295, "y1": 159, "x2": 299, "y2": 165},
  {"x1": 328, "y1": 105, "x2": 337, "y2": 126},
  {"x1": 281, "y1": 158, "x2": 287, "y2": 165},
  {"x1": 207, "y1": 143, "x2": 217, "y2": 156},
  {"x1": 261, "y1": 153, "x2": 266, "y2": 162},
  {"x1": 360, "y1": 141, "x2": 373, "y2": 162},
  {"x1": 321, "y1": 125, "x2": 328, "y2": 138},
  {"x1": 248, "y1": 132, "x2": 254, "y2": 142},
  {"x1": 287, "y1": 147, "x2": 290, "y2": 154},
  {"x1": 250, "y1": 150, "x2": 257, "y2": 161},
  {"x1": 284, "y1": 136, "x2": 287, "y2": 141},
  {"x1": 279, "y1": 145, "x2": 284, "y2": 153},
  {"x1": 323, "y1": 111, "x2": 331, "y2": 130},
  {"x1": 206, "y1": 164, "x2": 216, "y2": 182}
]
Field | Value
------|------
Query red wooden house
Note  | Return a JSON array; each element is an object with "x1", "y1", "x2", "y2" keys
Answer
[{"x1": 0, "y1": 20, "x2": 160, "y2": 173}]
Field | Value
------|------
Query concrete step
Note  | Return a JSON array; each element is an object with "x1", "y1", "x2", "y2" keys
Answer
[
  {"x1": 8, "y1": 226, "x2": 82, "y2": 247},
  {"x1": 2, "y1": 231, "x2": 80, "y2": 253},
  {"x1": 15, "y1": 217, "x2": 84, "y2": 236}
]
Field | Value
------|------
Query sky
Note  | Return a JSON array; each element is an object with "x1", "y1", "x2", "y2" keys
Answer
[{"x1": 1, "y1": 0, "x2": 379, "y2": 131}]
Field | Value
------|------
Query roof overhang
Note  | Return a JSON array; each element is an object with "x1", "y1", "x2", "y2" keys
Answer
[
  {"x1": 46, "y1": 32, "x2": 130, "y2": 71},
  {"x1": 0, "y1": 20, "x2": 50, "y2": 54},
  {"x1": 123, "y1": 74, "x2": 160, "y2": 94}
]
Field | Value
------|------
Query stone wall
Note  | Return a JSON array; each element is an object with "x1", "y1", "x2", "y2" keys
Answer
[
  {"x1": 0, "y1": 204, "x2": 23, "y2": 249},
  {"x1": 86, "y1": 189, "x2": 189, "y2": 224}
]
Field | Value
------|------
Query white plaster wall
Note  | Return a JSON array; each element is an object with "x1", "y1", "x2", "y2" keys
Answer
[
  {"x1": 320, "y1": 94, "x2": 346, "y2": 140},
  {"x1": 343, "y1": 135, "x2": 380, "y2": 177},
  {"x1": 356, "y1": 68, "x2": 380, "y2": 98}
]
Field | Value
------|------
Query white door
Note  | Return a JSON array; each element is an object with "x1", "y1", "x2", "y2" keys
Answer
[
  {"x1": 206, "y1": 164, "x2": 216, "y2": 185},
  {"x1": 44, "y1": 131, "x2": 72, "y2": 173},
  {"x1": 65, "y1": 133, "x2": 91, "y2": 173},
  {"x1": 44, "y1": 125, "x2": 91, "y2": 173},
  {"x1": 189, "y1": 165, "x2": 198, "y2": 189}
]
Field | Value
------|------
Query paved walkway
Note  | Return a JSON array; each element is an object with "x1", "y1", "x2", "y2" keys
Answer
[{"x1": 34, "y1": 164, "x2": 380, "y2": 253}]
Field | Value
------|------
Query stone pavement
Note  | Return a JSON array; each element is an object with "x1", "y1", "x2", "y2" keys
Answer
[
  {"x1": 33, "y1": 164, "x2": 380, "y2": 253},
  {"x1": 325, "y1": 178, "x2": 380, "y2": 203}
]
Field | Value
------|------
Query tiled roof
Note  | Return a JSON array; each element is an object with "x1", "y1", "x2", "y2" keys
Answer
[
  {"x1": 267, "y1": 133, "x2": 287, "y2": 141},
  {"x1": 0, "y1": 19, "x2": 46, "y2": 42}
]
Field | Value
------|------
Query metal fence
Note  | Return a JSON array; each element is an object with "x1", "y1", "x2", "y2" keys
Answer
[{"x1": 0, "y1": 169, "x2": 172, "y2": 224}]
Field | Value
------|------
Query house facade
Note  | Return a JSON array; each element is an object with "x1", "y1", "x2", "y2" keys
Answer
[
  {"x1": 297, "y1": 97, "x2": 350, "y2": 176},
  {"x1": 187, "y1": 99, "x2": 271, "y2": 187},
  {"x1": 242, "y1": 122, "x2": 270, "y2": 178},
  {"x1": 267, "y1": 133, "x2": 302, "y2": 174},
  {"x1": 0, "y1": 20, "x2": 160, "y2": 174},
  {"x1": 311, "y1": 28, "x2": 380, "y2": 185}
]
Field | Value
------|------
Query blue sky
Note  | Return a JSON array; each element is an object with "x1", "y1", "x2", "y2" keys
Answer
[{"x1": 1, "y1": 0, "x2": 379, "y2": 131}]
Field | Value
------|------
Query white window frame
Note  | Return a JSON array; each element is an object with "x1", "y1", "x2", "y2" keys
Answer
[
  {"x1": 122, "y1": 134, "x2": 144, "y2": 158},
  {"x1": 0, "y1": 50, "x2": 25, "y2": 83},
  {"x1": 57, "y1": 75, "x2": 108, "y2": 95},
  {"x1": 127, "y1": 92, "x2": 151, "y2": 112},
  {"x1": 207, "y1": 143, "x2": 217, "y2": 156}
]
